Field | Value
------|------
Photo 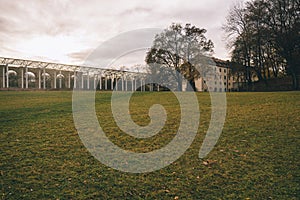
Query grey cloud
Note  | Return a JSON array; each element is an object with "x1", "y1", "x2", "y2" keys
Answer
[
  {"x1": 0, "y1": 0, "x2": 77, "y2": 38},
  {"x1": 120, "y1": 6, "x2": 153, "y2": 16},
  {"x1": 67, "y1": 48, "x2": 94, "y2": 62},
  {"x1": 84, "y1": 28, "x2": 160, "y2": 68},
  {"x1": 0, "y1": 0, "x2": 241, "y2": 63}
]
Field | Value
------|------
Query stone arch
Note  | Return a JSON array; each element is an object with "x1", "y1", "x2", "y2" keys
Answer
[
  {"x1": 7, "y1": 70, "x2": 18, "y2": 87},
  {"x1": 25, "y1": 71, "x2": 36, "y2": 88}
]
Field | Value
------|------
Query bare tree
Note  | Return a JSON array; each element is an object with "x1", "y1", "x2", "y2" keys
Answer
[{"x1": 223, "y1": 0, "x2": 299, "y2": 90}]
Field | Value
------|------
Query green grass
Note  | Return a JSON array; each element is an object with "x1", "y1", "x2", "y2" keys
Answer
[{"x1": 0, "y1": 91, "x2": 299, "y2": 199}]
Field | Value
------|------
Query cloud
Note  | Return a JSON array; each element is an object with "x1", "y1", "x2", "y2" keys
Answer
[
  {"x1": 0, "y1": 0, "x2": 240, "y2": 65},
  {"x1": 67, "y1": 48, "x2": 94, "y2": 62}
]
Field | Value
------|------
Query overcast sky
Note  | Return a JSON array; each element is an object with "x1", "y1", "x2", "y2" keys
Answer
[{"x1": 0, "y1": 0, "x2": 244, "y2": 69}]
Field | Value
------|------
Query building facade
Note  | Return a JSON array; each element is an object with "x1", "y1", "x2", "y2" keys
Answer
[{"x1": 194, "y1": 58, "x2": 235, "y2": 92}]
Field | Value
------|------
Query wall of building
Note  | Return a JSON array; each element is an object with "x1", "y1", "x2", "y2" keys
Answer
[{"x1": 195, "y1": 65, "x2": 234, "y2": 92}]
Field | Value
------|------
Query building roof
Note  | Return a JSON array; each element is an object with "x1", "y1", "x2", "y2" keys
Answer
[{"x1": 211, "y1": 57, "x2": 230, "y2": 68}]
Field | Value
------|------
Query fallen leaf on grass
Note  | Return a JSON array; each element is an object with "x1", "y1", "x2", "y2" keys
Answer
[
  {"x1": 202, "y1": 160, "x2": 217, "y2": 166},
  {"x1": 203, "y1": 161, "x2": 209, "y2": 166}
]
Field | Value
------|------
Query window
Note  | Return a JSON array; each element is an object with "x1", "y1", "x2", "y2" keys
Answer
[
  {"x1": 224, "y1": 69, "x2": 227, "y2": 73},
  {"x1": 203, "y1": 80, "x2": 206, "y2": 84},
  {"x1": 224, "y1": 76, "x2": 226, "y2": 80},
  {"x1": 219, "y1": 68, "x2": 222, "y2": 72},
  {"x1": 224, "y1": 82, "x2": 226, "y2": 85}
]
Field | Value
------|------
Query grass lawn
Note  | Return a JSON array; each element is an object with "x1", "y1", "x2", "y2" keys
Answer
[{"x1": 0, "y1": 91, "x2": 299, "y2": 199}]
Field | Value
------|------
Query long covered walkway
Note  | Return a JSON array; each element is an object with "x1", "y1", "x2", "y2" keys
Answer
[{"x1": 0, "y1": 57, "x2": 149, "y2": 91}]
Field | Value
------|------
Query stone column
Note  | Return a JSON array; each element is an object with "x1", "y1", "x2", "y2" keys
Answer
[
  {"x1": 6, "y1": 65, "x2": 9, "y2": 88},
  {"x1": 54, "y1": 71, "x2": 57, "y2": 89},
  {"x1": 2, "y1": 66, "x2": 5, "y2": 88},
  {"x1": 68, "y1": 72, "x2": 71, "y2": 89},
  {"x1": 115, "y1": 76, "x2": 118, "y2": 91},
  {"x1": 99, "y1": 74, "x2": 102, "y2": 90},
  {"x1": 87, "y1": 71, "x2": 90, "y2": 90},
  {"x1": 59, "y1": 71, "x2": 62, "y2": 89},
  {"x1": 73, "y1": 71, "x2": 77, "y2": 89},
  {"x1": 131, "y1": 79, "x2": 134, "y2": 91},
  {"x1": 121, "y1": 75, "x2": 124, "y2": 91},
  {"x1": 93, "y1": 74, "x2": 97, "y2": 90},
  {"x1": 21, "y1": 68, "x2": 24, "y2": 89},
  {"x1": 81, "y1": 72, "x2": 84, "y2": 89},
  {"x1": 38, "y1": 69, "x2": 41, "y2": 89},
  {"x1": 25, "y1": 66, "x2": 28, "y2": 89},
  {"x1": 125, "y1": 77, "x2": 128, "y2": 91},
  {"x1": 111, "y1": 74, "x2": 114, "y2": 90},
  {"x1": 143, "y1": 79, "x2": 145, "y2": 91},
  {"x1": 43, "y1": 68, "x2": 46, "y2": 89}
]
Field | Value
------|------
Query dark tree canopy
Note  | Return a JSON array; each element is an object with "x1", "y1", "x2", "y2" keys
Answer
[
  {"x1": 145, "y1": 23, "x2": 214, "y2": 91},
  {"x1": 223, "y1": 0, "x2": 300, "y2": 90}
]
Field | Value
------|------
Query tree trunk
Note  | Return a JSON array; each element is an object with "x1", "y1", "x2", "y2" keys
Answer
[
  {"x1": 187, "y1": 79, "x2": 196, "y2": 91},
  {"x1": 291, "y1": 71, "x2": 299, "y2": 90},
  {"x1": 177, "y1": 75, "x2": 182, "y2": 91}
]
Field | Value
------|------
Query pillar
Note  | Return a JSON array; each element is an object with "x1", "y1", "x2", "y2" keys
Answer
[
  {"x1": 2, "y1": 66, "x2": 5, "y2": 88},
  {"x1": 99, "y1": 75, "x2": 102, "y2": 90},
  {"x1": 21, "y1": 68, "x2": 24, "y2": 89},
  {"x1": 43, "y1": 68, "x2": 46, "y2": 89},
  {"x1": 111, "y1": 75, "x2": 114, "y2": 90},
  {"x1": 81, "y1": 72, "x2": 84, "y2": 89},
  {"x1": 87, "y1": 71, "x2": 90, "y2": 90},
  {"x1": 93, "y1": 75, "x2": 97, "y2": 90},
  {"x1": 131, "y1": 79, "x2": 134, "y2": 91},
  {"x1": 59, "y1": 71, "x2": 62, "y2": 89},
  {"x1": 143, "y1": 79, "x2": 145, "y2": 91},
  {"x1": 105, "y1": 76, "x2": 107, "y2": 90},
  {"x1": 25, "y1": 66, "x2": 28, "y2": 89},
  {"x1": 54, "y1": 71, "x2": 57, "y2": 89},
  {"x1": 68, "y1": 72, "x2": 71, "y2": 89},
  {"x1": 73, "y1": 71, "x2": 77, "y2": 89},
  {"x1": 38, "y1": 69, "x2": 41, "y2": 89},
  {"x1": 121, "y1": 76, "x2": 124, "y2": 91},
  {"x1": 6, "y1": 65, "x2": 9, "y2": 88},
  {"x1": 115, "y1": 77, "x2": 118, "y2": 91}
]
